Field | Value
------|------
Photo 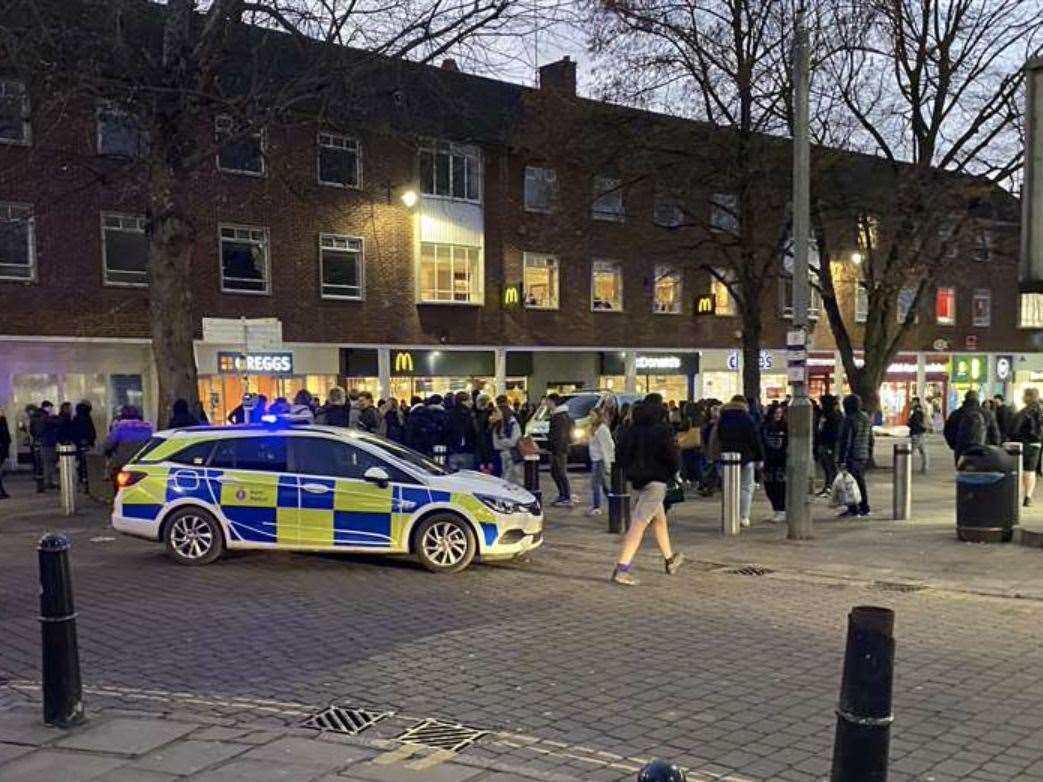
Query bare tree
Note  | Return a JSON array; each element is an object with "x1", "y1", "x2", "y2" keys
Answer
[{"x1": 1, "y1": 0, "x2": 543, "y2": 424}]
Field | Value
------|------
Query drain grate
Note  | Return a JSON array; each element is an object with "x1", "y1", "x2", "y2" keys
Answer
[
  {"x1": 301, "y1": 704, "x2": 393, "y2": 735},
  {"x1": 870, "y1": 580, "x2": 926, "y2": 593},
  {"x1": 395, "y1": 719, "x2": 487, "y2": 752},
  {"x1": 729, "y1": 565, "x2": 774, "y2": 576}
]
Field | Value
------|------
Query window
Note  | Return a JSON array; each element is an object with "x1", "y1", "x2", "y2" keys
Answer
[
  {"x1": 975, "y1": 229, "x2": 993, "y2": 263},
  {"x1": 419, "y1": 142, "x2": 480, "y2": 202},
  {"x1": 972, "y1": 289, "x2": 991, "y2": 327},
  {"x1": 524, "y1": 166, "x2": 557, "y2": 213},
  {"x1": 290, "y1": 437, "x2": 409, "y2": 482},
  {"x1": 654, "y1": 266, "x2": 682, "y2": 314},
  {"x1": 780, "y1": 278, "x2": 822, "y2": 320},
  {"x1": 319, "y1": 233, "x2": 363, "y2": 299},
  {"x1": 591, "y1": 260, "x2": 623, "y2": 311},
  {"x1": 0, "y1": 202, "x2": 35, "y2": 281},
  {"x1": 101, "y1": 213, "x2": 149, "y2": 286},
  {"x1": 780, "y1": 233, "x2": 821, "y2": 320},
  {"x1": 419, "y1": 242, "x2": 482, "y2": 303},
  {"x1": 592, "y1": 176, "x2": 624, "y2": 222},
  {"x1": 97, "y1": 102, "x2": 148, "y2": 158},
  {"x1": 896, "y1": 286, "x2": 918, "y2": 323},
  {"x1": 710, "y1": 193, "x2": 739, "y2": 234},
  {"x1": 210, "y1": 437, "x2": 287, "y2": 472},
  {"x1": 219, "y1": 224, "x2": 269, "y2": 294},
  {"x1": 317, "y1": 131, "x2": 360, "y2": 188},
  {"x1": 937, "y1": 218, "x2": 959, "y2": 259},
  {"x1": 215, "y1": 115, "x2": 264, "y2": 175},
  {"x1": 653, "y1": 194, "x2": 683, "y2": 228},
  {"x1": 168, "y1": 442, "x2": 215, "y2": 466},
  {"x1": 935, "y1": 286, "x2": 956, "y2": 325},
  {"x1": 1020, "y1": 293, "x2": 1043, "y2": 328},
  {"x1": 854, "y1": 283, "x2": 868, "y2": 324},
  {"x1": 0, "y1": 79, "x2": 30, "y2": 145},
  {"x1": 710, "y1": 269, "x2": 735, "y2": 316},
  {"x1": 523, "y1": 252, "x2": 558, "y2": 309}
]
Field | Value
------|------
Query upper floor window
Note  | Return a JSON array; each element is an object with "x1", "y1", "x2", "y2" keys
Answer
[
  {"x1": 975, "y1": 229, "x2": 993, "y2": 263},
  {"x1": 317, "y1": 132, "x2": 360, "y2": 188},
  {"x1": 0, "y1": 79, "x2": 30, "y2": 146},
  {"x1": 1020, "y1": 293, "x2": 1043, "y2": 328},
  {"x1": 972, "y1": 289, "x2": 991, "y2": 327},
  {"x1": 780, "y1": 277, "x2": 821, "y2": 320},
  {"x1": 780, "y1": 233, "x2": 821, "y2": 320},
  {"x1": 101, "y1": 212, "x2": 148, "y2": 286},
  {"x1": 710, "y1": 193, "x2": 739, "y2": 234},
  {"x1": 654, "y1": 266, "x2": 682, "y2": 314},
  {"x1": 937, "y1": 217, "x2": 960, "y2": 259},
  {"x1": 935, "y1": 286, "x2": 956, "y2": 325},
  {"x1": 97, "y1": 102, "x2": 148, "y2": 158},
  {"x1": 0, "y1": 202, "x2": 35, "y2": 281},
  {"x1": 418, "y1": 242, "x2": 482, "y2": 303},
  {"x1": 653, "y1": 194, "x2": 684, "y2": 229},
  {"x1": 419, "y1": 142, "x2": 480, "y2": 202},
  {"x1": 592, "y1": 176, "x2": 624, "y2": 222},
  {"x1": 319, "y1": 233, "x2": 363, "y2": 300},
  {"x1": 219, "y1": 224, "x2": 269, "y2": 294},
  {"x1": 710, "y1": 268, "x2": 736, "y2": 316},
  {"x1": 591, "y1": 260, "x2": 623, "y2": 311},
  {"x1": 524, "y1": 166, "x2": 558, "y2": 213},
  {"x1": 523, "y1": 252, "x2": 559, "y2": 309},
  {"x1": 896, "y1": 285, "x2": 918, "y2": 323},
  {"x1": 216, "y1": 115, "x2": 265, "y2": 176},
  {"x1": 854, "y1": 282, "x2": 868, "y2": 324}
]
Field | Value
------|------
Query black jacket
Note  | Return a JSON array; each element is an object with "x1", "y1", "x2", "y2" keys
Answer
[
  {"x1": 908, "y1": 407, "x2": 927, "y2": 436},
  {"x1": 547, "y1": 408, "x2": 573, "y2": 456},
  {"x1": 357, "y1": 405, "x2": 381, "y2": 434},
  {"x1": 995, "y1": 404, "x2": 1014, "y2": 441},
  {"x1": 318, "y1": 403, "x2": 351, "y2": 427},
  {"x1": 0, "y1": 414, "x2": 10, "y2": 459},
  {"x1": 714, "y1": 404, "x2": 764, "y2": 465},
  {"x1": 762, "y1": 419, "x2": 787, "y2": 467},
  {"x1": 838, "y1": 411, "x2": 872, "y2": 463},
  {"x1": 618, "y1": 420, "x2": 680, "y2": 489},
  {"x1": 446, "y1": 405, "x2": 477, "y2": 455}
]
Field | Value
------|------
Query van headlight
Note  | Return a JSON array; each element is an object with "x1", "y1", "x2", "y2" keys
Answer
[
  {"x1": 475, "y1": 493, "x2": 525, "y2": 515},
  {"x1": 571, "y1": 427, "x2": 588, "y2": 443}
]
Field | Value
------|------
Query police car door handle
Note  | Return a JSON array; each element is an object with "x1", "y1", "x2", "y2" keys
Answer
[
  {"x1": 301, "y1": 482, "x2": 330, "y2": 494},
  {"x1": 218, "y1": 476, "x2": 240, "y2": 485}
]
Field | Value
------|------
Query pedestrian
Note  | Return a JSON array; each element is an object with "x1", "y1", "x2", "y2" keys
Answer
[
  {"x1": 586, "y1": 407, "x2": 614, "y2": 516},
  {"x1": 356, "y1": 390, "x2": 381, "y2": 433},
  {"x1": 1013, "y1": 388, "x2": 1043, "y2": 507},
  {"x1": 762, "y1": 403, "x2": 787, "y2": 523},
  {"x1": 290, "y1": 389, "x2": 316, "y2": 422},
  {"x1": 473, "y1": 394, "x2": 497, "y2": 473},
  {"x1": 57, "y1": 402, "x2": 75, "y2": 445},
  {"x1": 837, "y1": 393, "x2": 872, "y2": 518},
  {"x1": 25, "y1": 403, "x2": 44, "y2": 491},
  {"x1": 316, "y1": 386, "x2": 351, "y2": 427},
  {"x1": 446, "y1": 391, "x2": 477, "y2": 471},
  {"x1": 103, "y1": 406, "x2": 154, "y2": 487},
  {"x1": 405, "y1": 395, "x2": 450, "y2": 457},
  {"x1": 907, "y1": 397, "x2": 929, "y2": 473},
  {"x1": 384, "y1": 398, "x2": 406, "y2": 443},
  {"x1": 994, "y1": 394, "x2": 1014, "y2": 441},
  {"x1": 38, "y1": 400, "x2": 60, "y2": 490},
  {"x1": 611, "y1": 401, "x2": 685, "y2": 586},
  {"x1": 944, "y1": 390, "x2": 1001, "y2": 465},
  {"x1": 168, "y1": 398, "x2": 200, "y2": 428},
  {"x1": 0, "y1": 405, "x2": 11, "y2": 499},
  {"x1": 676, "y1": 401, "x2": 703, "y2": 486},
  {"x1": 546, "y1": 393, "x2": 575, "y2": 507},
  {"x1": 816, "y1": 394, "x2": 841, "y2": 493},
  {"x1": 707, "y1": 395, "x2": 763, "y2": 528},
  {"x1": 491, "y1": 394, "x2": 523, "y2": 484}
]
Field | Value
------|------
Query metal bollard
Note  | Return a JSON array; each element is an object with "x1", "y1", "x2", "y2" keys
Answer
[
  {"x1": 1004, "y1": 441, "x2": 1024, "y2": 526},
  {"x1": 32, "y1": 442, "x2": 45, "y2": 493},
  {"x1": 721, "y1": 451, "x2": 741, "y2": 535},
  {"x1": 892, "y1": 442, "x2": 911, "y2": 521},
  {"x1": 637, "y1": 759, "x2": 685, "y2": 781},
  {"x1": 57, "y1": 444, "x2": 77, "y2": 516},
  {"x1": 432, "y1": 444, "x2": 447, "y2": 468},
  {"x1": 608, "y1": 463, "x2": 630, "y2": 534},
  {"x1": 523, "y1": 453, "x2": 542, "y2": 509},
  {"x1": 38, "y1": 534, "x2": 85, "y2": 728},
  {"x1": 830, "y1": 606, "x2": 894, "y2": 782}
]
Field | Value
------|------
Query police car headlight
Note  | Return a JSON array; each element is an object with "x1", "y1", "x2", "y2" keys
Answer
[{"x1": 475, "y1": 493, "x2": 524, "y2": 515}]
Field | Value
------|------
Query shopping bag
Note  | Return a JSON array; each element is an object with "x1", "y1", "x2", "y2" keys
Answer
[
  {"x1": 664, "y1": 473, "x2": 686, "y2": 510},
  {"x1": 830, "y1": 469, "x2": 861, "y2": 508}
]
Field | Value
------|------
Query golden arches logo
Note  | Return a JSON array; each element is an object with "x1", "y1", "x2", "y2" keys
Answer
[
  {"x1": 394, "y1": 352, "x2": 414, "y2": 373},
  {"x1": 696, "y1": 295, "x2": 715, "y2": 315},
  {"x1": 503, "y1": 285, "x2": 520, "y2": 306}
]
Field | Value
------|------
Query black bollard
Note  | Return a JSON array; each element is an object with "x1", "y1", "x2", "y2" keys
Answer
[
  {"x1": 830, "y1": 606, "x2": 895, "y2": 782},
  {"x1": 39, "y1": 533, "x2": 85, "y2": 728},
  {"x1": 637, "y1": 760, "x2": 685, "y2": 781},
  {"x1": 523, "y1": 454, "x2": 542, "y2": 509},
  {"x1": 608, "y1": 463, "x2": 631, "y2": 534}
]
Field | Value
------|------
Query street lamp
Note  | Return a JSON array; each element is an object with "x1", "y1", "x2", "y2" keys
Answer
[{"x1": 400, "y1": 189, "x2": 418, "y2": 208}]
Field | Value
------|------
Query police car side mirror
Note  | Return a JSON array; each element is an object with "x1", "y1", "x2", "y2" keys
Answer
[{"x1": 363, "y1": 466, "x2": 390, "y2": 488}]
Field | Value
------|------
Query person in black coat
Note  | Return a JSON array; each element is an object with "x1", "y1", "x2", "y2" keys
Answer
[
  {"x1": 762, "y1": 404, "x2": 788, "y2": 522},
  {"x1": 816, "y1": 394, "x2": 842, "y2": 493},
  {"x1": 709, "y1": 396, "x2": 764, "y2": 528},
  {"x1": 0, "y1": 408, "x2": 11, "y2": 499},
  {"x1": 611, "y1": 400, "x2": 684, "y2": 585},
  {"x1": 71, "y1": 401, "x2": 98, "y2": 490},
  {"x1": 168, "y1": 398, "x2": 200, "y2": 429},
  {"x1": 446, "y1": 391, "x2": 477, "y2": 471}
]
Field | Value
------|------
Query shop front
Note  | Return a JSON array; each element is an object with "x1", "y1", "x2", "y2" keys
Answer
[
  {"x1": 700, "y1": 349, "x2": 788, "y2": 403},
  {"x1": 879, "y1": 354, "x2": 949, "y2": 425},
  {"x1": 598, "y1": 351, "x2": 700, "y2": 403}
]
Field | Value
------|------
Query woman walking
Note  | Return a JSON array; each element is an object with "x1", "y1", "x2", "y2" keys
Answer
[
  {"x1": 1014, "y1": 388, "x2": 1043, "y2": 507},
  {"x1": 586, "y1": 408, "x2": 614, "y2": 516},
  {"x1": 611, "y1": 401, "x2": 684, "y2": 586},
  {"x1": 762, "y1": 404, "x2": 787, "y2": 523}
]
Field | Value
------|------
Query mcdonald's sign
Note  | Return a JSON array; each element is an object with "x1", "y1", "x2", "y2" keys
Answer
[
  {"x1": 503, "y1": 284, "x2": 521, "y2": 308},
  {"x1": 394, "y1": 351, "x2": 415, "y2": 373},
  {"x1": 695, "y1": 294, "x2": 716, "y2": 316}
]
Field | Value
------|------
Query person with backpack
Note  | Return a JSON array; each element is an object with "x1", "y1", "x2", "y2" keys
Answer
[
  {"x1": 1014, "y1": 388, "x2": 1043, "y2": 507},
  {"x1": 837, "y1": 393, "x2": 872, "y2": 518},
  {"x1": 944, "y1": 390, "x2": 1000, "y2": 466},
  {"x1": 907, "y1": 397, "x2": 929, "y2": 473}
]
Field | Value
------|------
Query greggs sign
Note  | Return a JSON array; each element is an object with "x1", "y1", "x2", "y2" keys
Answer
[{"x1": 217, "y1": 351, "x2": 294, "y2": 376}]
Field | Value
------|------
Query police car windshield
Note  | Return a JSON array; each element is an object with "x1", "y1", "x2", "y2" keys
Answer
[{"x1": 354, "y1": 433, "x2": 447, "y2": 476}]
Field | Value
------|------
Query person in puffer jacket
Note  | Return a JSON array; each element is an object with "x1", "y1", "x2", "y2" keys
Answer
[{"x1": 103, "y1": 406, "x2": 154, "y2": 487}]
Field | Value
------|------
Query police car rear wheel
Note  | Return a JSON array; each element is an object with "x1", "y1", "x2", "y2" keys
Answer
[
  {"x1": 416, "y1": 515, "x2": 476, "y2": 573},
  {"x1": 165, "y1": 508, "x2": 224, "y2": 566}
]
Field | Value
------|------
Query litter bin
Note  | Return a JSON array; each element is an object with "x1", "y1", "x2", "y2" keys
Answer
[{"x1": 956, "y1": 445, "x2": 1018, "y2": 543}]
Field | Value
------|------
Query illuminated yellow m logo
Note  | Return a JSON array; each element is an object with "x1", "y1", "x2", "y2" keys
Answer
[
  {"x1": 504, "y1": 286, "x2": 519, "y2": 305},
  {"x1": 696, "y1": 295, "x2": 715, "y2": 314},
  {"x1": 394, "y1": 352, "x2": 414, "y2": 373}
]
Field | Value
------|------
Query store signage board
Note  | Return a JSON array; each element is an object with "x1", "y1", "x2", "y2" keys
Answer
[
  {"x1": 217, "y1": 351, "x2": 294, "y2": 375},
  {"x1": 727, "y1": 350, "x2": 774, "y2": 370},
  {"x1": 601, "y1": 352, "x2": 699, "y2": 376},
  {"x1": 996, "y1": 355, "x2": 1013, "y2": 382},
  {"x1": 950, "y1": 354, "x2": 987, "y2": 384},
  {"x1": 203, "y1": 317, "x2": 282, "y2": 348},
  {"x1": 636, "y1": 355, "x2": 682, "y2": 371}
]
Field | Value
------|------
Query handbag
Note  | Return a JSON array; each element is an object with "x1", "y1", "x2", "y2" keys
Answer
[
  {"x1": 677, "y1": 427, "x2": 702, "y2": 450},
  {"x1": 664, "y1": 472, "x2": 686, "y2": 509}
]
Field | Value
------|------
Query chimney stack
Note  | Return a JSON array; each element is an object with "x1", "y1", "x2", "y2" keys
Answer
[
  {"x1": 441, "y1": 59, "x2": 459, "y2": 72},
  {"x1": 539, "y1": 56, "x2": 576, "y2": 96}
]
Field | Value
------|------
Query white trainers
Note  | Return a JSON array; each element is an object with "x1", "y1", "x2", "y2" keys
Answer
[
  {"x1": 772, "y1": 511, "x2": 787, "y2": 523},
  {"x1": 586, "y1": 507, "x2": 603, "y2": 516},
  {"x1": 740, "y1": 517, "x2": 751, "y2": 528}
]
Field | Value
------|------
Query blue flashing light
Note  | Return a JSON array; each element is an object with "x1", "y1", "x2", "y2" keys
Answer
[{"x1": 260, "y1": 414, "x2": 279, "y2": 424}]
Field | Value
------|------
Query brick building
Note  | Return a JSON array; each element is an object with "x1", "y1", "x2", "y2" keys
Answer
[{"x1": 0, "y1": 31, "x2": 1041, "y2": 439}]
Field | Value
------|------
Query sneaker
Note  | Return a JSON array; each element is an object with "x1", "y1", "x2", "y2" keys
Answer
[
  {"x1": 772, "y1": 511, "x2": 787, "y2": 523},
  {"x1": 837, "y1": 510, "x2": 857, "y2": 519},
  {"x1": 858, "y1": 511, "x2": 871, "y2": 519},
  {"x1": 612, "y1": 566, "x2": 639, "y2": 586},
  {"x1": 586, "y1": 507, "x2": 603, "y2": 516},
  {"x1": 550, "y1": 498, "x2": 573, "y2": 508},
  {"x1": 664, "y1": 553, "x2": 685, "y2": 575},
  {"x1": 740, "y1": 517, "x2": 751, "y2": 528},
  {"x1": 1024, "y1": 497, "x2": 1032, "y2": 508}
]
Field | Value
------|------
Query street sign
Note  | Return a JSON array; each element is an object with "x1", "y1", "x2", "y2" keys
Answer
[
  {"x1": 787, "y1": 366, "x2": 807, "y2": 382},
  {"x1": 202, "y1": 317, "x2": 282, "y2": 348}
]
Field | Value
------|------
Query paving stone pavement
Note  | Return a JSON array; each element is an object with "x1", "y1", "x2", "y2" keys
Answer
[{"x1": 1, "y1": 437, "x2": 1043, "y2": 781}]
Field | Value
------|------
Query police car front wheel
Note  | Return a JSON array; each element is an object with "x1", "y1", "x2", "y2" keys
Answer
[
  {"x1": 415, "y1": 515, "x2": 476, "y2": 573},
  {"x1": 164, "y1": 508, "x2": 224, "y2": 566}
]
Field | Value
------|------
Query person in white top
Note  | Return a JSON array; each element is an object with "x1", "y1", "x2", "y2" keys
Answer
[
  {"x1": 490, "y1": 395, "x2": 523, "y2": 485},
  {"x1": 587, "y1": 408, "x2": 615, "y2": 516}
]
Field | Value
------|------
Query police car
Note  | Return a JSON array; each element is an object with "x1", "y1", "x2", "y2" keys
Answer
[{"x1": 111, "y1": 421, "x2": 543, "y2": 573}]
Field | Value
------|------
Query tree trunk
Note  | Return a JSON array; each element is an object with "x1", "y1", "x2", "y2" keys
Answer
[
  {"x1": 848, "y1": 369, "x2": 881, "y2": 417},
  {"x1": 741, "y1": 311, "x2": 762, "y2": 402}
]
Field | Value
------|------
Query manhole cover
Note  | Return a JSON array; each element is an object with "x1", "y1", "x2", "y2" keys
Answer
[
  {"x1": 728, "y1": 565, "x2": 773, "y2": 576},
  {"x1": 301, "y1": 705, "x2": 393, "y2": 735},
  {"x1": 870, "y1": 581, "x2": 926, "y2": 593},
  {"x1": 395, "y1": 719, "x2": 487, "y2": 752}
]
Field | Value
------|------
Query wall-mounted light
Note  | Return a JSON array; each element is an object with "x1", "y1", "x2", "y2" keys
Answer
[
  {"x1": 400, "y1": 189, "x2": 418, "y2": 208},
  {"x1": 850, "y1": 251, "x2": 863, "y2": 265}
]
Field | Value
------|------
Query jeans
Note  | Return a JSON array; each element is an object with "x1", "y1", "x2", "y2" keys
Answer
[
  {"x1": 739, "y1": 461, "x2": 755, "y2": 521},
  {"x1": 846, "y1": 459, "x2": 870, "y2": 515},
  {"x1": 551, "y1": 451, "x2": 571, "y2": 501},
  {"x1": 591, "y1": 460, "x2": 607, "y2": 509},
  {"x1": 765, "y1": 479, "x2": 786, "y2": 512},
  {"x1": 447, "y1": 452, "x2": 474, "y2": 473},
  {"x1": 817, "y1": 444, "x2": 838, "y2": 491},
  {"x1": 910, "y1": 434, "x2": 929, "y2": 473}
]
